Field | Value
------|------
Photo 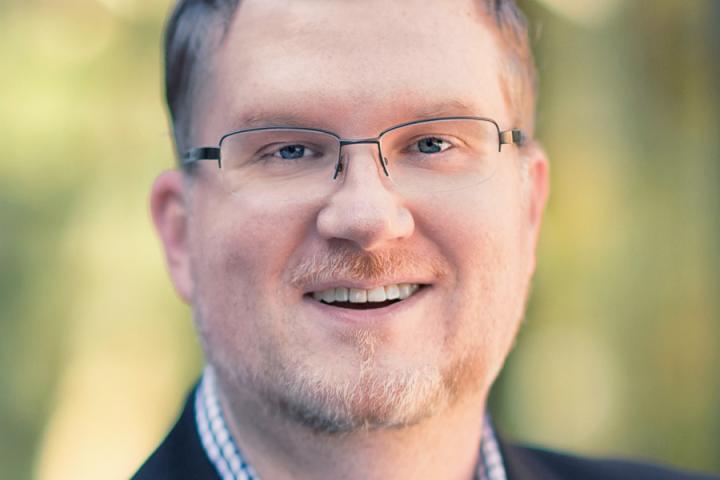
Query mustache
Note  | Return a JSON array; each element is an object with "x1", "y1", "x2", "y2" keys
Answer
[{"x1": 288, "y1": 245, "x2": 448, "y2": 289}]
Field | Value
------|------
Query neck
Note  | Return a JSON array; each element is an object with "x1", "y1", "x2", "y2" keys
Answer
[{"x1": 212, "y1": 371, "x2": 490, "y2": 480}]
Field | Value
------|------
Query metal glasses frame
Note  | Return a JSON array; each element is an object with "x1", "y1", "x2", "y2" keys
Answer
[{"x1": 181, "y1": 116, "x2": 525, "y2": 179}]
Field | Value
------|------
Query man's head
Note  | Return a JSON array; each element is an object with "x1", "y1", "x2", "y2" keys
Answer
[
  {"x1": 164, "y1": 0, "x2": 538, "y2": 157},
  {"x1": 151, "y1": 0, "x2": 548, "y2": 434}
]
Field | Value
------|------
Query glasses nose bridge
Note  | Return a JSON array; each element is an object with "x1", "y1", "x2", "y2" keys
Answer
[{"x1": 334, "y1": 138, "x2": 389, "y2": 179}]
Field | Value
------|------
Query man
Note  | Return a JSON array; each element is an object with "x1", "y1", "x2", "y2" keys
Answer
[{"x1": 136, "y1": 0, "x2": 715, "y2": 479}]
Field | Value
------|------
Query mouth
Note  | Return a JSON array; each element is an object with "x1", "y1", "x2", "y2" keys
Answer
[{"x1": 307, "y1": 283, "x2": 425, "y2": 310}]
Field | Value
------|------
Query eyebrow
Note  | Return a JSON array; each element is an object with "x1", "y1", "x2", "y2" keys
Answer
[
  {"x1": 231, "y1": 99, "x2": 482, "y2": 130},
  {"x1": 237, "y1": 111, "x2": 315, "y2": 129},
  {"x1": 407, "y1": 99, "x2": 479, "y2": 119}
]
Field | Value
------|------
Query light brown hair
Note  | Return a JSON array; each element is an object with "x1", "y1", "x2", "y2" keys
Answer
[{"x1": 164, "y1": 0, "x2": 537, "y2": 158}]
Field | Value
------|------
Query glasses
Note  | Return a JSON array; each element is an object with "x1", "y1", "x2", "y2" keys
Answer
[{"x1": 182, "y1": 116, "x2": 524, "y2": 195}]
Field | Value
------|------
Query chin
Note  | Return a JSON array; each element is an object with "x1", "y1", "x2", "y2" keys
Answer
[{"x1": 250, "y1": 343, "x2": 488, "y2": 435}]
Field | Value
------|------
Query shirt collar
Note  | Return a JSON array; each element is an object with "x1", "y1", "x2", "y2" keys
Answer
[{"x1": 195, "y1": 367, "x2": 507, "y2": 480}]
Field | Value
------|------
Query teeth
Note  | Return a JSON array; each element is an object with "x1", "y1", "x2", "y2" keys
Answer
[
  {"x1": 348, "y1": 288, "x2": 367, "y2": 303},
  {"x1": 321, "y1": 289, "x2": 335, "y2": 303},
  {"x1": 335, "y1": 287, "x2": 349, "y2": 302},
  {"x1": 367, "y1": 286, "x2": 387, "y2": 302},
  {"x1": 385, "y1": 284, "x2": 400, "y2": 300},
  {"x1": 312, "y1": 283, "x2": 422, "y2": 304}
]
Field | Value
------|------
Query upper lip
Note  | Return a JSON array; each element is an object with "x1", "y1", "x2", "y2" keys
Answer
[{"x1": 303, "y1": 278, "x2": 432, "y2": 294}]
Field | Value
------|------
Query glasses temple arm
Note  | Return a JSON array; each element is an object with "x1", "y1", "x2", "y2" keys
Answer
[
  {"x1": 182, "y1": 147, "x2": 221, "y2": 167},
  {"x1": 499, "y1": 129, "x2": 525, "y2": 151}
]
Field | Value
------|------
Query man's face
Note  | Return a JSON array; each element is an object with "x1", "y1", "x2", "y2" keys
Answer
[{"x1": 154, "y1": 0, "x2": 547, "y2": 432}]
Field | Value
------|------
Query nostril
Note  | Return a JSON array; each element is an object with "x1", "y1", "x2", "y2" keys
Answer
[{"x1": 317, "y1": 201, "x2": 415, "y2": 249}]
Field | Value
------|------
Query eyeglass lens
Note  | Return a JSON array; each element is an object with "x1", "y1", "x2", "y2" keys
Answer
[{"x1": 218, "y1": 119, "x2": 502, "y2": 194}]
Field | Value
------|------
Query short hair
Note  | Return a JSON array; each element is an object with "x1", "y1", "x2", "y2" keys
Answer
[{"x1": 164, "y1": 0, "x2": 537, "y2": 159}]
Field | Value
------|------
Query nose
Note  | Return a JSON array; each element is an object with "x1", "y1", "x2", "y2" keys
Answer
[{"x1": 316, "y1": 145, "x2": 415, "y2": 251}]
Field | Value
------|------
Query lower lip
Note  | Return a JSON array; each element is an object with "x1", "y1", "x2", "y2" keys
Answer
[{"x1": 303, "y1": 286, "x2": 430, "y2": 327}]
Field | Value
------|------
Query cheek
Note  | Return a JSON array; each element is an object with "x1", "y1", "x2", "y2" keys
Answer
[
  {"x1": 419, "y1": 185, "x2": 527, "y2": 279},
  {"x1": 189, "y1": 189, "x2": 327, "y2": 335},
  {"x1": 416, "y1": 184, "x2": 529, "y2": 341},
  {"x1": 189, "y1": 192, "x2": 318, "y2": 361}
]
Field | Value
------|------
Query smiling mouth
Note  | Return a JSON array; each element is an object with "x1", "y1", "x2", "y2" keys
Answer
[{"x1": 309, "y1": 283, "x2": 423, "y2": 310}]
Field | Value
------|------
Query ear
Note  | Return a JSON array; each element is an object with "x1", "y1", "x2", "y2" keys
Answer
[
  {"x1": 522, "y1": 141, "x2": 550, "y2": 275},
  {"x1": 150, "y1": 170, "x2": 193, "y2": 303}
]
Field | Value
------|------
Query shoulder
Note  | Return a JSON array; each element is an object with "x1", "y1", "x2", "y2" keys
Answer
[
  {"x1": 132, "y1": 387, "x2": 218, "y2": 480},
  {"x1": 499, "y1": 440, "x2": 718, "y2": 480}
]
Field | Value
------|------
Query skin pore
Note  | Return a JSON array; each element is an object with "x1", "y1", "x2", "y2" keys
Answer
[{"x1": 151, "y1": 0, "x2": 548, "y2": 479}]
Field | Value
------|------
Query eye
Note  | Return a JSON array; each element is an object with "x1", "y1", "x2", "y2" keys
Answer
[
  {"x1": 415, "y1": 137, "x2": 452, "y2": 154},
  {"x1": 273, "y1": 144, "x2": 316, "y2": 160}
]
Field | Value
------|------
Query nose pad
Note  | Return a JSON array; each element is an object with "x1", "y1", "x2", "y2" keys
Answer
[
  {"x1": 377, "y1": 146, "x2": 390, "y2": 177},
  {"x1": 379, "y1": 155, "x2": 390, "y2": 176},
  {"x1": 332, "y1": 156, "x2": 344, "y2": 179},
  {"x1": 332, "y1": 142, "x2": 390, "y2": 181}
]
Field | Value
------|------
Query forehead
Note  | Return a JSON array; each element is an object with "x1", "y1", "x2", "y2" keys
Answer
[{"x1": 203, "y1": 0, "x2": 506, "y2": 136}]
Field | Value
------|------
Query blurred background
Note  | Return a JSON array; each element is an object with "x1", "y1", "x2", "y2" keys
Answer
[{"x1": 0, "y1": 0, "x2": 718, "y2": 478}]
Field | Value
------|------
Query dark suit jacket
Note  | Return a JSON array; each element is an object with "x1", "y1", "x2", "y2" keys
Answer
[{"x1": 134, "y1": 390, "x2": 718, "y2": 480}]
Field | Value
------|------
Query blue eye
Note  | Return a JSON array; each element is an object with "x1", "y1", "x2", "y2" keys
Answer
[
  {"x1": 417, "y1": 137, "x2": 450, "y2": 154},
  {"x1": 275, "y1": 144, "x2": 308, "y2": 160}
]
